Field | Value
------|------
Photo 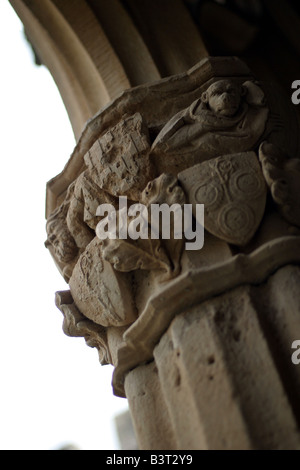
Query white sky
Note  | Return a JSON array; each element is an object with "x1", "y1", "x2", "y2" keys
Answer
[{"x1": 0, "y1": 1, "x2": 128, "y2": 450}]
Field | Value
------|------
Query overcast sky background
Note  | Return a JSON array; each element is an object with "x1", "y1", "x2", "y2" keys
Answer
[{"x1": 0, "y1": 1, "x2": 128, "y2": 450}]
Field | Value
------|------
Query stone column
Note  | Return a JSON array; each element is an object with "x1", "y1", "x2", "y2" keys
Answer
[
  {"x1": 125, "y1": 267, "x2": 300, "y2": 450},
  {"x1": 10, "y1": 0, "x2": 300, "y2": 450},
  {"x1": 48, "y1": 56, "x2": 300, "y2": 449}
]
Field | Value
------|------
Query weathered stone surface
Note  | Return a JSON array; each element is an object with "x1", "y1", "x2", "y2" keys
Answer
[
  {"x1": 124, "y1": 362, "x2": 177, "y2": 450},
  {"x1": 259, "y1": 141, "x2": 300, "y2": 229},
  {"x1": 178, "y1": 151, "x2": 267, "y2": 245},
  {"x1": 8, "y1": 0, "x2": 300, "y2": 451},
  {"x1": 69, "y1": 237, "x2": 137, "y2": 328},
  {"x1": 55, "y1": 260, "x2": 300, "y2": 450},
  {"x1": 113, "y1": 236, "x2": 300, "y2": 398},
  {"x1": 151, "y1": 79, "x2": 269, "y2": 174},
  {"x1": 55, "y1": 290, "x2": 112, "y2": 365},
  {"x1": 129, "y1": 265, "x2": 300, "y2": 450},
  {"x1": 42, "y1": 56, "x2": 300, "y2": 450},
  {"x1": 44, "y1": 57, "x2": 257, "y2": 216},
  {"x1": 84, "y1": 113, "x2": 154, "y2": 201}
]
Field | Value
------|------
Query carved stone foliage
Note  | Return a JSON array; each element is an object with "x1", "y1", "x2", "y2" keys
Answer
[{"x1": 45, "y1": 57, "x2": 300, "y2": 387}]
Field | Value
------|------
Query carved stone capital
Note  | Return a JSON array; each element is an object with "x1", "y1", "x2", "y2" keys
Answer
[
  {"x1": 45, "y1": 56, "x2": 300, "y2": 402},
  {"x1": 55, "y1": 290, "x2": 112, "y2": 365}
]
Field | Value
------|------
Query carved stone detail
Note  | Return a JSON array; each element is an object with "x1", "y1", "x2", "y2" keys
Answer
[
  {"x1": 45, "y1": 170, "x2": 116, "y2": 282},
  {"x1": 45, "y1": 57, "x2": 300, "y2": 422},
  {"x1": 45, "y1": 183, "x2": 80, "y2": 282},
  {"x1": 113, "y1": 235, "x2": 300, "y2": 397},
  {"x1": 151, "y1": 79, "x2": 269, "y2": 174},
  {"x1": 93, "y1": 173, "x2": 186, "y2": 283},
  {"x1": 259, "y1": 141, "x2": 300, "y2": 230},
  {"x1": 84, "y1": 113, "x2": 154, "y2": 201},
  {"x1": 69, "y1": 237, "x2": 137, "y2": 328},
  {"x1": 178, "y1": 152, "x2": 267, "y2": 245},
  {"x1": 55, "y1": 290, "x2": 112, "y2": 365}
]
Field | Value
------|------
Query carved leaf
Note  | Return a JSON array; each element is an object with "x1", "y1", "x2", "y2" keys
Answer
[{"x1": 102, "y1": 237, "x2": 172, "y2": 274}]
